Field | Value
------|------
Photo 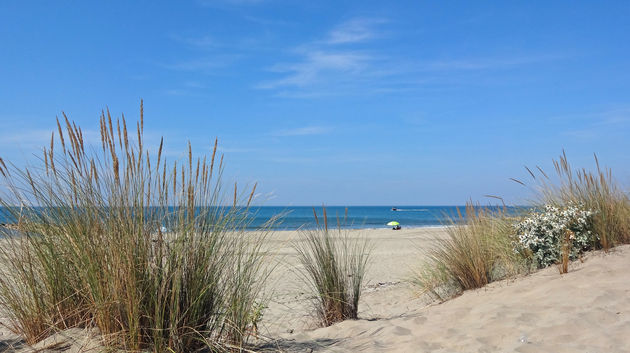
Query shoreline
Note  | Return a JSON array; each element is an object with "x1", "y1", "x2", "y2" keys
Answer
[{"x1": 254, "y1": 224, "x2": 450, "y2": 232}]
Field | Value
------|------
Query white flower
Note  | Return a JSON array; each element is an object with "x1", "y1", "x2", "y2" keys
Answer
[{"x1": 515, "y1": 204, "x2": 597, "y2": 268}]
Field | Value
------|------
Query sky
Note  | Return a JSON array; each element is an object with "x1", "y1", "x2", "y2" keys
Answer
[{"x1": 1, "y1": 1, "x2": 630, "y2": 206}]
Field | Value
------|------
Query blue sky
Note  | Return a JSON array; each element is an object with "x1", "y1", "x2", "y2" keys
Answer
[{"x1": 1, "y1": 1, "x2": 630, "y2": 205}]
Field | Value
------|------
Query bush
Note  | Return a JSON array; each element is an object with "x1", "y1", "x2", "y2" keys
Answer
[
  {"x1": 522, "y1": 151, "x2": 630, "y2": 250},
  {"x1": 414, "y1": 204, "x2": 527, "y2": 300},
  {"x1": 515, "y1": 204, "x2": 595, "y2": 268},
  {"x1": 293, "y1": 208, "x2": 371, "y2": 326},
  {"x1": 0, "y1": 105, "x2": 271, "y2": 352}
]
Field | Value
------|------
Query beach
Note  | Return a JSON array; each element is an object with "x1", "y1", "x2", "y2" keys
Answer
[
  {"x1": 257, "y1": 227, "x2": 630, "y2": 352},
  {"x1": 2, "y1": 226, "x2": 630, "y2": 352},
  {"x1": 260, "y1": 226, "x2": 451, "y2": 337}
]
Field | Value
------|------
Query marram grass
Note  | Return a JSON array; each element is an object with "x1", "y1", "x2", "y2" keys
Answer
[
  {"x1": 517, "y1": 151, "x2": 630, "y2": 251},
  {"x1": 0, "y1": 104, "x2": 272, "y2": 352},
  {"x1": 416, "y1": 151, "x2": 630, "y2": 299},
  {"x1": 414, "y1": 204, "x2": 528, "y2": 300},
  {"x1": 293, "y1": 208, "x2": 371, "y2": 326}
]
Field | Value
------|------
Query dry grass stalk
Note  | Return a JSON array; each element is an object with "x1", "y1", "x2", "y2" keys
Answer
[{"x1": 559, "y1": 229, "x2": 573, "y2": 274}]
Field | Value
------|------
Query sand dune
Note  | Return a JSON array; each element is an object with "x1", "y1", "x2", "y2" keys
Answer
[
  {"x1": 2, "y1": 227, "x2": 629, "y2": 352},
  {"x1": 261, "y1": 227, "x2": 630, "y2": 352}
]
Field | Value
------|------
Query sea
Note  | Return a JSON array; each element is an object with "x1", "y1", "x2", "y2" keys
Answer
[
  {"x1": 0, "y1": 206, "x2": 526, "y2": 231},
  {"x1": 244, "y1": 206, "x2": 521, "y2": 230}
]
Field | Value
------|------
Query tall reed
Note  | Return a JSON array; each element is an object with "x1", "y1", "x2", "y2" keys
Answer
[
  {"x1": 519, "y1": 151, "x2": 630, "y2": 250},
  {"x1": 414, "y1": 204, "x2": 526, "y2": 300},
  {"x1": 0, "y1": 104, "x2": 271, "y2": 352},
  {"x1": 293, "y1": 208, "x2": 371, "y2": 326}
]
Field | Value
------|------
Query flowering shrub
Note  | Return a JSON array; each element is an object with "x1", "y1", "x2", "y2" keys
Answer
[{"x1": 515, "y1": 204, "x2": 597, "y2": 268}]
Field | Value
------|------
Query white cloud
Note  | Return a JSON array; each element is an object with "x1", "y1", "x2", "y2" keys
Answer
[
  {"x1": 326, "y1": 18, "x2": 386, "y2": 44},
  {"x1": 259, "y1": 50, "x2": 372, "y2": 89},
  {"x1": 256, "y1": 17, "x2": 387, "y2": 93},
  {"x1": 163, "y1": 81, "x2": 206, "y2": 96},
  {"x1": 558, "y1": 107, "x2": 630, "y2": 140},
  {"x1": 199, "y1": 16, "x2": 565, "y2": 98},
  {"x1": 0, "y1": 129, "x2": 53, "y2": 147},
  {"x1": 0, "y1": 127, "x2": 102, "y2": 162}
]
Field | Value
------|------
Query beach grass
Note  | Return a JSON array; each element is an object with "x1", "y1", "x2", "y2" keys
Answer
[
  {"x1": 414, "y1": 204, "x2": 527, "y2": 300},
  {"x1": 417, "y1": 151, "x2": 630, "y2": 299},
  {"x1": 519, "y1": 151, "x2": 630, "y2": 250},
  {"x1": 0, "y1": 104, "x2": 272, "y2": 352},
  {"x1": 293, "y1": 208, "x2": 371, "y2": 326}
]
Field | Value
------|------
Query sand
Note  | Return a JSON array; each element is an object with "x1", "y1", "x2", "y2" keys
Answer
[
  {"x1": 260, "y1": 228, "x2": 630, "y2": 352},
  {"x1": 259, "y1": 227, "x2": 450, "y2": 337},
  {"x1": 2, "y1": 227, "x2": 630, "y2": 352}
]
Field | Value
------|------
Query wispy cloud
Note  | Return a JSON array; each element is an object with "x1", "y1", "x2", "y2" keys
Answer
[
  {"x1": 255, "y1": 17, "x2": 389, "y2": 95},
  {"x1": 252, "y1": 191, "x2": 277, "y2": 203},
  {"x1": 563, "y1": 128, "x2": 600, "y2": 140},
  {"x1": 258, "y1": 50, "x2": 373, "y2": 89},
  {"x1": 266, "y1": 151, "x2": 393, "y2": 165},
  {"x1": 257, "y1": 17, "x2": 565, "y2": 98},
  {"x1": 0, "y1": 127, "x2": 101, "y2": 152},
  {"x1": 0, "y1": 129, "x2": 53, "y2": 148},
  {"x1": 166, "y1": 31, "x2": 266, "y2": 75},
  {"x1": 164, "y1": 81, "x2": 206, "y2": 96},
  {"x1": 325, "y1": 18, "x2": 386, "y2": 44},
  {"x1": 420, "y1": 54, "x2": 564, "y2": 71},
  {"x1": 163, "y1": 55, "x2": 241, "y2": 73},
  {"x1": 592, "y1": 108, "x2": 630, "y2": 125},
  {"x1": 559, "y1": 107, "x2": 630, "y2": 140},
  {"x1": 272, "y1": 126, "x2": 331, "y2": 136},
  {"x1": 554, "y1": 107, "x2": 630, "y2": 124}
]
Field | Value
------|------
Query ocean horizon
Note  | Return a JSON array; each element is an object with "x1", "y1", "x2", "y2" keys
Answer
[
  {"x1": 246, "y1": 205, "x2": 529, "y2": 230},
  {"x1": 1, "y1": 206, "x2": 526, "y2": 231},
  {"x1": 0, "y1": 205, "x2": 526, "y2": 230}
]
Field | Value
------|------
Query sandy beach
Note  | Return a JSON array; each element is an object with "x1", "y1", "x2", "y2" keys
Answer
[
  {"x1": 2, "y1": 226, "x2": 629, "y2": 352},
  {"x1": 258, "y1": 227, "x2": 630, "y2": 352},
  {"x1": 259, "y1": 227, "x2": 450, "y2": 337}
]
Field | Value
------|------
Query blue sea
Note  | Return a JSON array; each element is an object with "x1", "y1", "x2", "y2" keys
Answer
[
  {"x1": 244, "y1": 206, "x2": 519, "y2": 230},
  {"x1": 0, "y1": 206, "x2": 526, "y2": 231}
]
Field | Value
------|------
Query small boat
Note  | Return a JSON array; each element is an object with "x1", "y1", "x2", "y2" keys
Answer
[{"x1": 391, "y1": 207, "x2": 398, "y2": 211}]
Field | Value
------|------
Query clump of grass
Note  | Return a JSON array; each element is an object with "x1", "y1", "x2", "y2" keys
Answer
[
  {"x1": 414, "y1": 204, "x2": 527, "y2": 300},
  {"x1": 519, "y1": 151, "x2": 630, "y2": 250},
  {"x1": 293, "y1": 208, "x2": 371, "y2": 327},
  {"x1": 0, "y1": 104, "x2": 271, "y2": 352}
]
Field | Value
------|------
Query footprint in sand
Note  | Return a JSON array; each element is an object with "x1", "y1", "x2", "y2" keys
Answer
[
  {"x1": 413, "y1": 316, "x2": 427, "y2": 325},
  {"x1": 392, "y1": 326, "x2": 412, "y2": 336}
]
